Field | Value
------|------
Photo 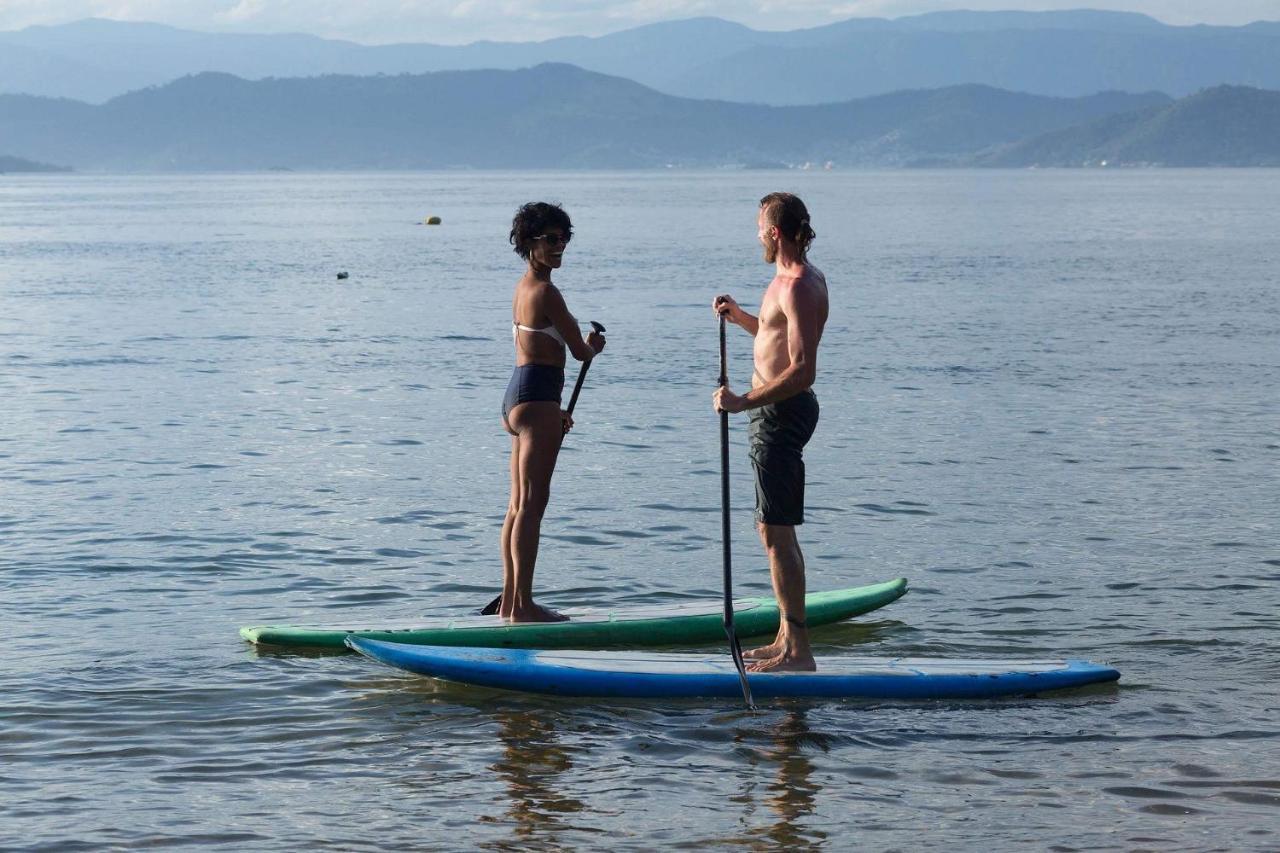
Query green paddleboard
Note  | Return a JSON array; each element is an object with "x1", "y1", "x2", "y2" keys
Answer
[{"x1": 240, "y1": 578, "x2": 907, "y2": 650}]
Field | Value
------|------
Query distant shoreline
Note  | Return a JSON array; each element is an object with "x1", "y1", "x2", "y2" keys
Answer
[
  {"x1": 2, "y1": 67, "x2": 1273, "y2": 170},
  {"x1": 0, "y1": 155, "x2": 72, "y2": 174}
]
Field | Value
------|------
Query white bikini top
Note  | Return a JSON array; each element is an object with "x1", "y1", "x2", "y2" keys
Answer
[{"x1": 512, "y1": 319, "x2": 568, "y2": 346}]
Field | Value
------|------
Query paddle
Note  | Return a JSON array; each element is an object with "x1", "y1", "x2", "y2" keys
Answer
[
  {"x1": 719, "y1": 314, "x2": 756, "y2": 710},
  {"x1": 564, "y1": 321, "x2": 606, "y2": 415},
  {"x1": 480, "y1": 321, "x2": 606, "y2": 617}
]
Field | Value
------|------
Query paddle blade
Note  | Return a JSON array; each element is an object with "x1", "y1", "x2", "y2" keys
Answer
[
  {"x1": 478, "y1": 595, "x2": 502, "y2": 616},
  {"x1": 726, "y1": 626, "x2": 756, "y2": 710}
]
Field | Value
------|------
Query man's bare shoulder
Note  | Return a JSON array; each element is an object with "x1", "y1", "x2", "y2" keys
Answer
[{"x1": 775, "y1": 265, "x2": 827, "y2": 299}]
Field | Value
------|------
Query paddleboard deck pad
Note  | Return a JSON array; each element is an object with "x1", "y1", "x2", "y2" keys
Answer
[
  {"x1": 240, "y1": 578, "x2": 907, "y2": 649},
  {"x1": 346, "y1": 638, "x2": 1120, "y2": 699}
]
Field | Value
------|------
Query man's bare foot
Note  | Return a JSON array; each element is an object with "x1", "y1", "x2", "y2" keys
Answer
[
  {"x1": 505, "y1": 602, "x2": 569, "y2": 623},
  {"x1": 746, "y1": 651, "x2": 816, "y2": 672},
  {"x1": 743, "y1": 640, "x2": 784, "y2": 660}
]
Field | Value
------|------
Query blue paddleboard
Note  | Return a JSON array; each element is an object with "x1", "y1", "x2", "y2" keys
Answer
[{"x1": 346, "y1": 638, "x2": 1120, "y2": 700}]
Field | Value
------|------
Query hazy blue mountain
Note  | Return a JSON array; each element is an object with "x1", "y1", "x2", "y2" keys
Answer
[
  {"x1": 977, "y1": 86, "x2": 1280, "y2": 167},
  {"x1": 855, "y1": 10, "x2": 1168, "y2": 32},
  {"x1": 0, "y1": 154, "x2": 71, "y2": 172},
  {"x1": 0, "y1": 16, "x2": 758, "y2": 103},
  {"x1": 0, "y1": 64, "x2": 1169, "y2": 171},
  {"x1": 1, "y1": 12, "x2": 1278, "y2": 104},
  {"x1": 0, "y1": 19, "x2": 364, "y2": 102},
  {"x1": 0, "y1": 93, "x2": 94, "y2": 123},
  {"x1": 672, "y1": 27, "x2": 1280, "y2": 104}
]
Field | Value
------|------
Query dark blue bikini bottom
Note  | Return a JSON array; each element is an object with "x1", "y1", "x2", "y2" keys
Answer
[{"x1": 502, "y1": 363, "x2": 565, "y2": 425}]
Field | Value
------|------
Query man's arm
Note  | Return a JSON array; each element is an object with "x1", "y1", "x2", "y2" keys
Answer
[
  {"x1": 714, "y1": 295, "x2": 759, "y2": 336},
  {"x1": 739, "y1": 282, "x2": 820, "y2": 408}
]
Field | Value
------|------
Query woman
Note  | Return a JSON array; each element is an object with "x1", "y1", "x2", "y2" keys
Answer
[{"x1": 499, "y1": 202, "x2": 605, "y2": 622}]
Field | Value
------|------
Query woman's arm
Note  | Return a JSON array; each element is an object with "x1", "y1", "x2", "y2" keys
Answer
[{"x1": 543, "y1": 285, "x2": 603, "y2": 362}]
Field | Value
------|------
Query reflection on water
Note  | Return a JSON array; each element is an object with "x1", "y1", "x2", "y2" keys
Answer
[
  {"x1": 745, "y1": 710, "x2": 827, "y2": 850},
  {"x1": 484, "y1": 709, "x2": 586, "y2": 848},
  {"x1": 483, "y1": 703, "x2": 832, "y2": 850}
]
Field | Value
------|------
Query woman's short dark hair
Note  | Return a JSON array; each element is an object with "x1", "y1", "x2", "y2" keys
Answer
[{"x1": 509, "y1": 202, "x2": 573, "y2": 260}]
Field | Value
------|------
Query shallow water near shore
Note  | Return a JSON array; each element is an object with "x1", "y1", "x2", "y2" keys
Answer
[{"x1": 2, "y1": 169, "x2": 1278, "y2": 850}]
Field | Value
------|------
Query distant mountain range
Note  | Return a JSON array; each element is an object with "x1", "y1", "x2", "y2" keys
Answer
[
  {"x1": 1, "y1": 12, "x2": 1279, "y2": 105},
  {"x1": 0, "y1": 64, "x2": 1176, "y2": 170},
  {"x1": 0, "y1": 154, "x2": 71, "y2": 172},
  {"x1": 979, "y1": 86, "x2": 1280, "y2": 167}
]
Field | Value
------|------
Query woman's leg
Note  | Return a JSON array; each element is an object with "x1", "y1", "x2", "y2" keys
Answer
[
  {"x1": 501, "y1": 401, "x2": 566, "y2": 622},
  {"x1": 499, "y1": 432, "x2": 519, "y2": 613}
]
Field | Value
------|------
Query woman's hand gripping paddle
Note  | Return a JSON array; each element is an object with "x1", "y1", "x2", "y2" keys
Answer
[
  {"x1": 564, "y1": 321, "x2": 605, "y2": 415},
  {"x1": 719, "y1": 314, "x2": 756, "y2": 710},
  {"x1": 480, "y1": 321, "x2": 606, "y2": 616}
]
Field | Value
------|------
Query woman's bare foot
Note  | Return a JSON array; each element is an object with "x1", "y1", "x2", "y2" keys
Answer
[
  {"x1": 746, "y1": 650, "x2": 816, "y2": 672},
  {"x1": 506, "y1": 602, "x2": 569, "y2": 623}
]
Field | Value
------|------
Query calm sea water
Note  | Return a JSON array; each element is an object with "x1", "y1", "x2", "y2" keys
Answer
[{"x1": 1, "y1": 170, "x2": 1277, "y2": 850}]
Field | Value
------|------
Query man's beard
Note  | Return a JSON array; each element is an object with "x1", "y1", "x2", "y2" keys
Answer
[{"x1": 763, "y1": 241, "x2": 777, "y2": 263}]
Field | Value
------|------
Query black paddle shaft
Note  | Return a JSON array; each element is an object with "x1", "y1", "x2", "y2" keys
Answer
[
  {"x1": 565, "y1": 321, "x2": 606, "y2": 415},
  {"x1": 480, "y1": 320, "x2": 605, "y2": 617},
  {"x1": 720, "y1": 314, "x2": 756, "y2": 710}
]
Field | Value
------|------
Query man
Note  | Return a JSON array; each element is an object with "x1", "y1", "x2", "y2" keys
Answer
[{"x1": 712, "y1": 192, "x2": 829, "y2": 672}]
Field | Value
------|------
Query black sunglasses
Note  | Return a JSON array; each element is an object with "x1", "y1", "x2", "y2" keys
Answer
[{"x1": 534, "y1": 233, "x2": 570, "y2": 246}]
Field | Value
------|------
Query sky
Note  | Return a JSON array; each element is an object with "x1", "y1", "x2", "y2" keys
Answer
[{"x1": 0, "y1": 0, "x2": 1277, "y2": 44}]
